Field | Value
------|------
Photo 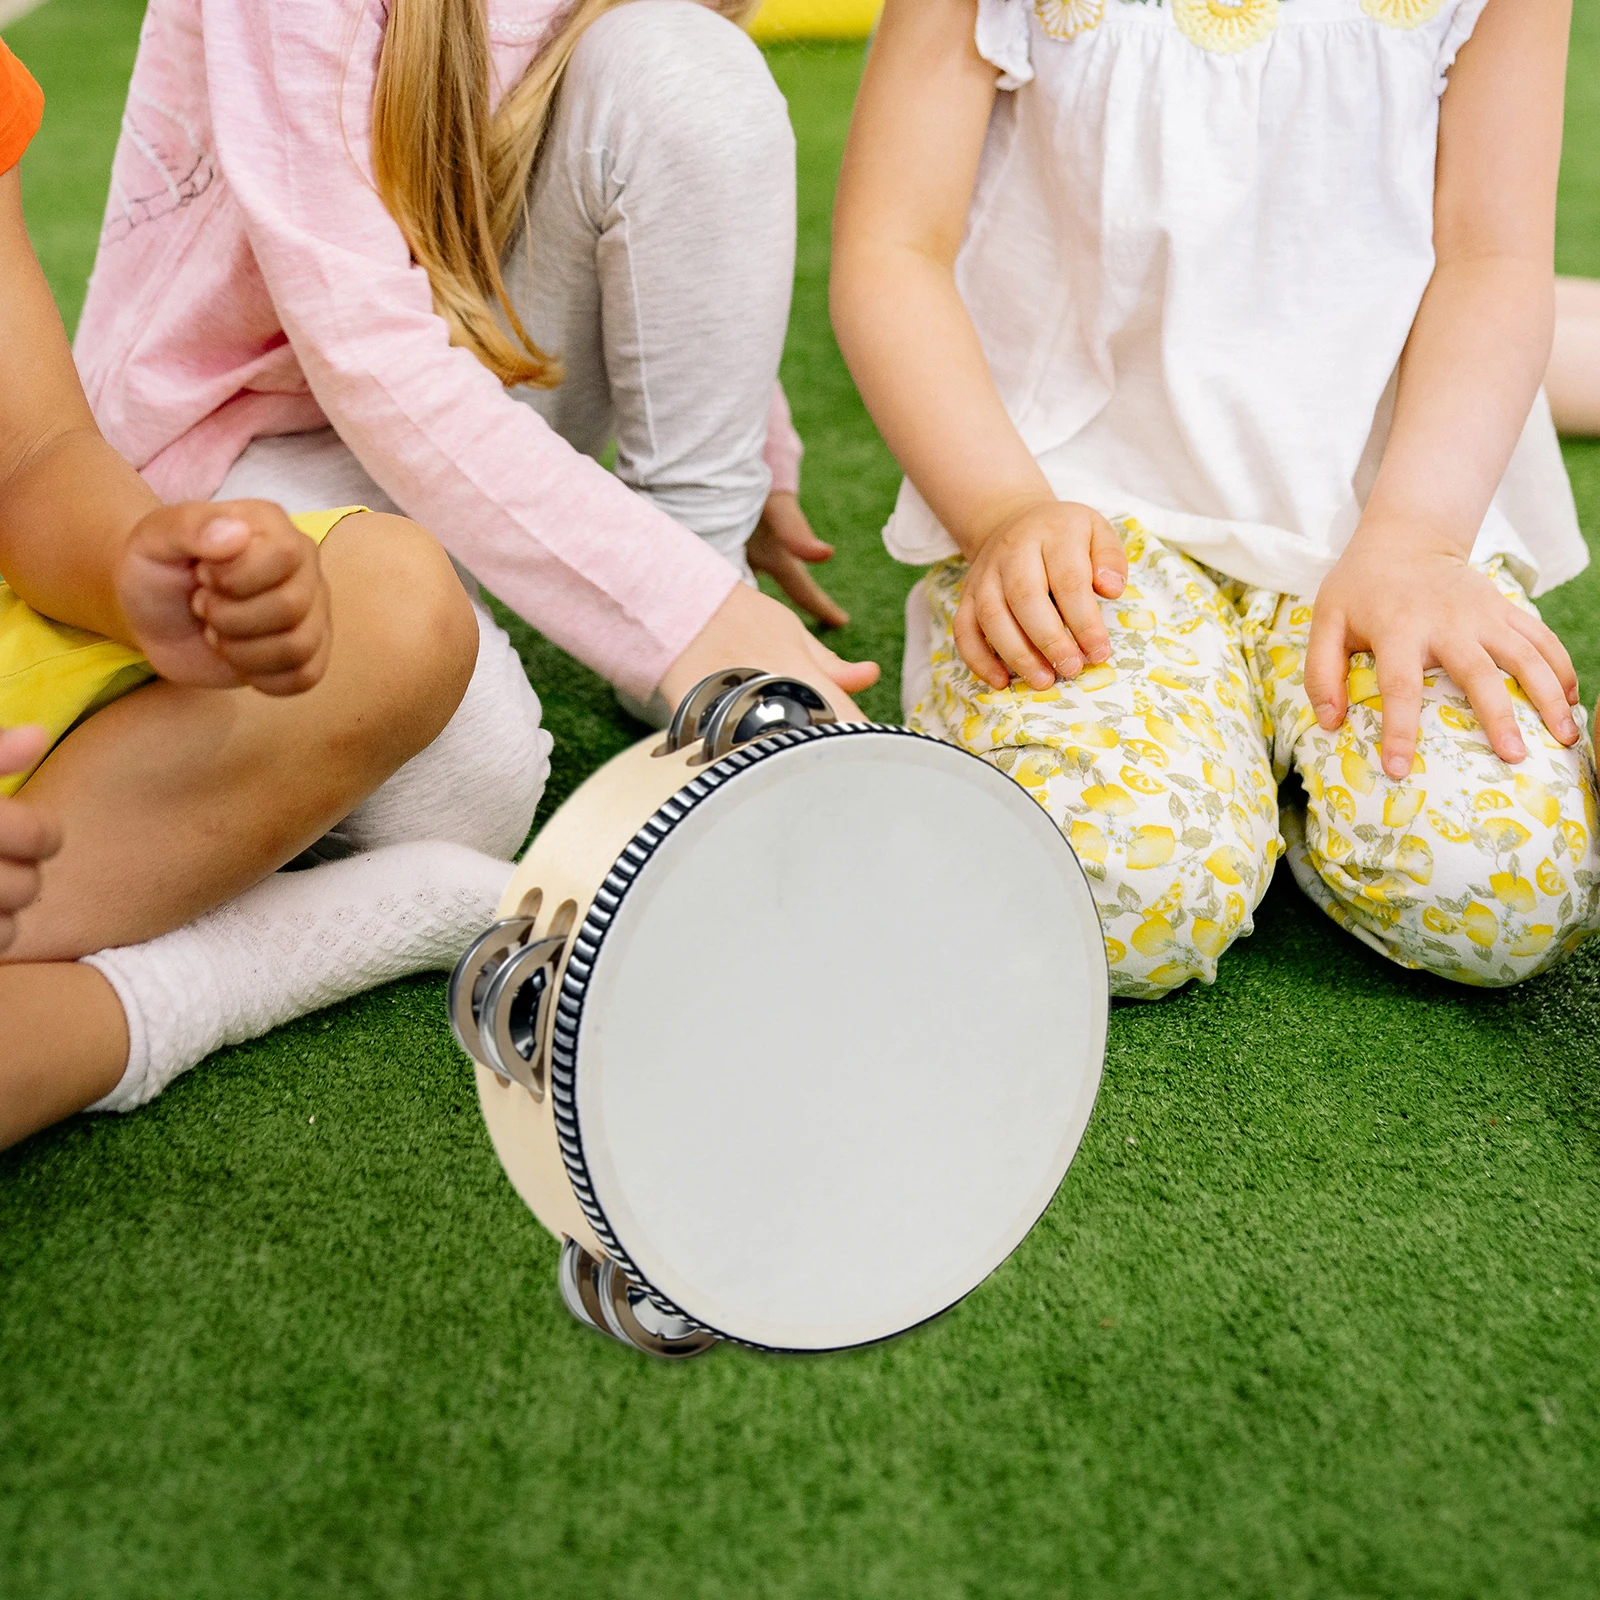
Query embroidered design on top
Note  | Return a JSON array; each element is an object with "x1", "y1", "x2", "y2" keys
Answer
[
  {"x1": 1359, "y1": 0, "x2": 1444, "y2": 26},
  {"x1": 101, "y1": 89, "x2": 215, "y2": 244},
  {"x1": 1172, "y1": 0, "x2": 1281, "y2": 53},
  {"x1": 1034, "y1": 0, "x2": 1106, "y2": 37}
]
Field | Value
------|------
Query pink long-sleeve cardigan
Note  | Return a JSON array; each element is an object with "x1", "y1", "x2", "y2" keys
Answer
[{"x1": 74, "y1": 0, "x2": 804, "y2": 699}]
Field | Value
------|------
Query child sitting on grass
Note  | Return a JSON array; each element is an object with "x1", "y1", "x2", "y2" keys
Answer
[
  {"x1": 833, "y1": 0, "x2": 1598, "y2": 996},
  {"x1": 0, "y1": 39, "x2": 496, "y2": 1148}
]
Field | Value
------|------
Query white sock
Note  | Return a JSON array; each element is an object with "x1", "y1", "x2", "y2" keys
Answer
[{"x1": 82, "y1": 841, "x2": 514, "y2": 1114}]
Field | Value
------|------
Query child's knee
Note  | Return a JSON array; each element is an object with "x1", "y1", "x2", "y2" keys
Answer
[
  {"x1": 570, "y1": 3, "x2": 790, "y2": 173},
  {"x1": 332, "y1": 606, "x2": 552, "y2": 862},
  {"x1": 1306, "y1": 750, "x2": 1600, "y2": 985},
  {"x1": 1420, "y1": 781, "x2": 1597, "y2": 983},
  {"x1": 323, "y1": 513, "x2": 479, "y2": 761},
  {"x1": 1062, "y1": 792, "x2": 1275, "y2": 1000}
]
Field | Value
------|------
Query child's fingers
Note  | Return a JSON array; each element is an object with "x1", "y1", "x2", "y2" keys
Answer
[
  {"x1": 1440, "y1": 641, "x2": 1525, "y2": 766},
  {"x1": 127, "y1": 505, "x2": 252, "y2": 570},
  {"x1": 193, "y1": 571, "x2": 320, "y2": 642},
  {"x1": 1506, "y1": 608, "x2": 1579, "y2": 707},
  {"x1": 1374, "y1": 647, "x2": 1425, "y2": 780},
  {"x1": 0, "y1": 724, "x2": 49, "y2": 778},
  {"x1": 763, "y1": 493, "x2": 834, "y2": 563},
  {"x1": 759, "y1": 545, "x2": 850, "y2": 629},
  {"x1": 1005, "y1": 549, "x2": 1083, "y2": 680},
  {"x1": 1087, "y1": 513, "x2": 1128, "y2": 600},
  {"x1": 976, "y1": 581, "x2": 1059, "y2": 691},
  {"x1": 198, "y1": 523, "x2": 314, "y2": 602},
  {"x1": 1303, "y1": 606, "x2": 1350, "y2": 730},
  {"x1": 0, "y1": 854, "x2": 46, "y2": 914},
  {"x1": 1490, "y1": 628, "x2": 1579, "y2": 747},
  {"x1": 234, "y1": 633, "x2": 333, "y2": 698},
  {"x1": 954, "y1": 591, "x2": 1016, "y2": 691},
  {"x1": 802, "y1": 633, "x2": 879, "y2": 699},
  {"x1": 0, "y1": 790, "x2": 61, "y2": 868},
  {"x1": 1040, "y1": 538, "x2": 1109, "y2": 666},
  {"x1": 207, "y1": 613, "x2": 326, "y2": 683}
]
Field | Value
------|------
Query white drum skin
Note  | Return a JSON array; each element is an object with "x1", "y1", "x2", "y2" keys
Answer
[{"x1": 474, "y1": 722, "x2": 1108, "y2": 1352}]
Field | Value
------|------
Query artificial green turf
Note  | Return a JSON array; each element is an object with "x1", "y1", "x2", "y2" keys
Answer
[{"x1": 5, "y1": 4, "x2": 1600, "y2": 1595}]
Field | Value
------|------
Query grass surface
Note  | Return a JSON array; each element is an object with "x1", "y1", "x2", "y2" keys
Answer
[{"x1": 5, "y1": 4, "x2": 1600, "y2": 1595}]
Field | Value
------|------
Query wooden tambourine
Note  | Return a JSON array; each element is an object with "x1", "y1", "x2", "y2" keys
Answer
[{"x1": 450, "y1": 670, "x2": 1108, "y2": 1357}]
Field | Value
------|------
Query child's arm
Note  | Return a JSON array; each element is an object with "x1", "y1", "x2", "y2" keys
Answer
[
  {"x1": 0, "y1": 726, "x2": 60, "y2": 956},
  {"x1": 831, "y1": 0, "x2": 1126, "y2": 692},
  {"x1": 1304, "y1": 0, "x2": 1578, "y2": 778},
  {"x1": 0, "y1": 166, "x2": 329, "y2": 695},
  {"x1": 1548, "y1": 276, "x2": 1600, "y2": 436}
]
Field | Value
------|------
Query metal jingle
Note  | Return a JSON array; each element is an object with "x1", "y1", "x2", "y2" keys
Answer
[
  {"x1": 595, "y1": 1258, "x2": 720, "y2": 1360},
  {"x1": 479, "y1": 935, "x2": 567, "y2": 1097},
  {"x1": 448, "y1": 917, "x2": 537, "y2": 1068},
  {"x1": 558, "y1": 1237, "x2": 610, "y2": 1335},
  {"x1": 659, "y1": 667, "x2": 764, "y2": 756},
  {"x1": 697, "y1": 674, "x2": 835, "y2": 765}
]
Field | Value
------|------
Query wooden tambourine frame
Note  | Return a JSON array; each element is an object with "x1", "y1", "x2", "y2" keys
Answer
[{"x1": 450, "y1": 669, "x2": 1108, "y2": 1357}]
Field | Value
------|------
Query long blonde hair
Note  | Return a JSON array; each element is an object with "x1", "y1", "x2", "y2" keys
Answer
[{"x1": 371, "y1": 0, "x2": 761, "y2": 388}]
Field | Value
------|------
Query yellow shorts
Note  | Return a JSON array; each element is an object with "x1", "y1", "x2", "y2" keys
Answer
[{"x1": 0, "y1": 506, "x2": 365, "y2": 796}]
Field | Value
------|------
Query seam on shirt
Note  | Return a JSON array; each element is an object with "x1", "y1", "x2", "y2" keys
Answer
[{"x1": 601, "y1": 150, "x2": 661, "y2": 472}]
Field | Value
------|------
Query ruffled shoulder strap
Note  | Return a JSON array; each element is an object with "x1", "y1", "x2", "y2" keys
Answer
[{"x1": 976, "y1": 0, "x2": 1034, "y2": 90}]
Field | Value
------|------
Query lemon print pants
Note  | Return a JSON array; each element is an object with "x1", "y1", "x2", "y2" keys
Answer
[{"x1": 908, "y1": 521, "x2": 1600, "y2": 999}]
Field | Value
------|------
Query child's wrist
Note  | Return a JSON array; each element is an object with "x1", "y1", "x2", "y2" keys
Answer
[
  {"x1": 1347, "y1": 507, "x2": 1475, "y2": 564},
  {"x1": 955, "y1": 490, "x2": 1059, "y2": 558}
]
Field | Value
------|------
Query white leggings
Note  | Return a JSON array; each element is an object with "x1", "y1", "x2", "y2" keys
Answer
[{"x1": 217, "y1": 0, "x2": 798, "y2": 852}]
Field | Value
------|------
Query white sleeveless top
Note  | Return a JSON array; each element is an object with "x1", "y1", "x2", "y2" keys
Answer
[{"x1": 882, "y1": 0, "x2": 1586, "y2": 601}]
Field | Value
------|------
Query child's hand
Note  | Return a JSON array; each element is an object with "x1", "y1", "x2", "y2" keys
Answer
[
  {"x1": 0, "y1": 726, "x2": 61, "y2": 956},
  {"x1": 955, "y1": 500, "x2": 1128, "y2": 691},
  {"x1": 116, "y1": 501, "x2": 332, "y2": 696},
  {"x1": 747, "y1": 491, "x2": 850, "y2": 629},
  {"x1": 1305, "y1": 531, "x2": 1580, "y2": 780}
]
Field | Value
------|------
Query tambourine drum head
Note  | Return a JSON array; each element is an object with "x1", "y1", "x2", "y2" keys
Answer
[{"x1": 569, "y1": 731, "x2": 1106, "y2": 1351}]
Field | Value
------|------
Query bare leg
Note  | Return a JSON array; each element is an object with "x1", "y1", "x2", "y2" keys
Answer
[
  {"x1": 6, "y1": 513, "x2": 475, "y2": 960},
  {"x1": 0, "y1": 512, "x2": 478, "y2": 1146},
  {"x1": 0, "y1": 965, "x2": 128, "y2": 1144},
  {"x1": 1548, "y1": 277, "x2": 1600, "y2": 436}
]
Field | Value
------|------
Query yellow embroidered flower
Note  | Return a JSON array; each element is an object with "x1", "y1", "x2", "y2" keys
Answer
[
  {"x1": 1360, "y1": 0, "x2": 1444, "y2": 29},
  {"x1": 1034, "y1": 0, "x2": 1104, "y2": 39},
  {"x1": 1173, "y1": 0, "x2": 1280, "y2": 54}
]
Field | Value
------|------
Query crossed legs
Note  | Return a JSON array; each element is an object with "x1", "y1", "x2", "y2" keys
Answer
[{"x1": 0, "y1": 513, "x2": 479, "y2": 1145}]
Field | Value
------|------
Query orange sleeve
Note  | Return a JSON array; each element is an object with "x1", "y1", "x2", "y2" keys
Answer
[{"x1": 0, "y1": 41, "x2": 44, "y2": 175}]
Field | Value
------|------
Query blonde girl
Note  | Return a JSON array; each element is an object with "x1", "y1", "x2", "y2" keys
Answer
[
  {"x1": 834, "y1": 0, "x2": 1598, "y2": 996},
  {"x1": 57, "y1": 0, "x2": 879, "y2": 1119}
]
